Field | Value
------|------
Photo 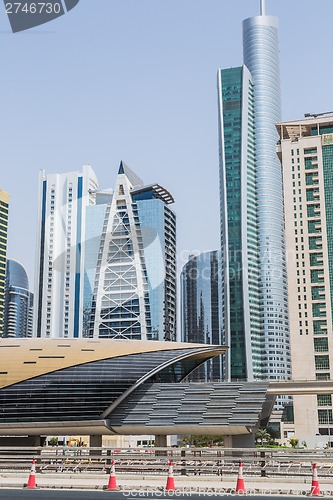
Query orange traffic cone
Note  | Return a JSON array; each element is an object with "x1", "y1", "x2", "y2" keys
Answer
[
  {"x1": 165, "y1": 460, "x2": 176, "y2": 491},
  {"x1": 26, "y1": 458, "x2": 37, "y2": 488},
  {"x1": 106, "y1": 460, "x2": 118, "y2": 490},
  {"x1": 235, "y1": 461, "x2": 246, "y2": 493},
  {"x1": 310, "y1": 463, "x2": 321, "y2": 496}
]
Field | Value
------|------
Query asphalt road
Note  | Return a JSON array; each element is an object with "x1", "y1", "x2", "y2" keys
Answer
[{"x1": 0, "y1": 492, "x2": 331, "y2": 500}]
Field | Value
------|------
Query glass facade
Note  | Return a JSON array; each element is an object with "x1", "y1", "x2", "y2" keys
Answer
[
  {"x1": 217, "y1": 66, "x2": 262, "y2": 381},
  {"x1": 90, "y1": 163, "x2": 176, "y2": 341},
  {"x1": 322, "y1": 141, "x2": 333, "y2": 321},
  {"x1": 0, "y1": 341, "x2": 272, "y2": 435},
  {"x1": 134, "y1": 198, "x2": 176, "y2": 341},
  {"x1": 3, "y1": 260, "x2": 33, "y2": 338},
  {"x1": 35, "y1": 163, "x2": 176, "y2": 341},
  {"x1": 83, "y1": 196, "x2": 111, "y2": 337},
  {"x1": 242, "y1": 12, "x2": 291, "y2": 381},
  {"x1": 181, "y1": 251, "x2": 223, "y2": 381},
  {"x1": 0, "y1": 190, "x2": 9, "y2": 337},
  {"x1": 0, "y1": 348, "x2": 209, "y2": 423}
]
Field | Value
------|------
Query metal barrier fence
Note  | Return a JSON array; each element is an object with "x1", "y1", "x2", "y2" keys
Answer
[{"x1": 0, "y1": 446, "x2": 333, "y2": 479}]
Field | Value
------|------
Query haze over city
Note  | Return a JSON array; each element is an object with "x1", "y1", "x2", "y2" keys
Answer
[{"x1": 1, "y1": 0, "x2": 333, "y2": 285}]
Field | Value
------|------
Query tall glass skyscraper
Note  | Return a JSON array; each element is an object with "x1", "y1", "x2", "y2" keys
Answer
[
  {"x1": 3, "y1": 259, "x2": 33, "y2": 338},
  {"x1": 0, "y1": 190, "x2": 9, "y2": 337},
  {"x1": 218, "y1": 66, "x2": 262, "y2": 381},
  {"x1": 34, "y1": 162, "x2": 176, "y2": 341},
  {"x1": 218, "y1": 1, "x2": 291, "y2": 382},
  {"x1": 181, "y1": 251, "x2": 223, "y2": 381},
  {"x1": 243, "y1": 1, "x2": 290, "y2": 381},
  {"x1": 90, "y1": 162, "x2": 176, "y2": 341}
]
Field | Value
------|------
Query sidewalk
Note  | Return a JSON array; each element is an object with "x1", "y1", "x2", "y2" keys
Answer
[{"x1": 1, "y1": 472, "x2": 333, "y2": 495}]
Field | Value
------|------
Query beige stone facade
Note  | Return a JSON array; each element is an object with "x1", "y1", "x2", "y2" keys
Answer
[{"x1": 278, "y1": 116, "x2": 333, "y2": 448}]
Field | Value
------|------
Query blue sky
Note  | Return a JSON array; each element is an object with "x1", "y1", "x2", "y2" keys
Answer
[{"x1": 2, "y1": 0, "x2": 333, "y2": 286}]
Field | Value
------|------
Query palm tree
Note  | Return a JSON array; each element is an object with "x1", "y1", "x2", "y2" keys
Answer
[{"x1": 255, "y1": 428, "x2": 271, "y2": 445}]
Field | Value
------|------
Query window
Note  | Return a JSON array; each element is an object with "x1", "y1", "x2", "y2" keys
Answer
[
  {"x1": 314, "y1": 338, "x2": 328, "y2": 352},
  {"x1": 318, "y1": 409, "x2": 333, "y2": 424},
  {"x1": 315, "y1": 355, "x2": 330, "y2": 371},
  {"x1": 318, "y1": 395, "x2": 332, "y2": 407}
]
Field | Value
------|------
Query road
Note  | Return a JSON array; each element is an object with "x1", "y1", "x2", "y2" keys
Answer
[{"x1": 0, "y1": 492, "x2": 330, "y2": 500}]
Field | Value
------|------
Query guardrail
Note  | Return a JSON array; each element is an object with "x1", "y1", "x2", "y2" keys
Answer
[{"x1": 0, "y1": 446, "x2": 333, "y2": 479}]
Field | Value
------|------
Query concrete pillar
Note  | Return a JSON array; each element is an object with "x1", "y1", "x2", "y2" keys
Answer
[
  {"x1": 154, "y1": 435, "x2": 167, "y2": 447},
  {"x1": 90, "y1": 435, "x2": 102, "y2": 455},
  {"x1": 30, "y1": 435, "x2": 43, "y2": 447},
  {"x1": 223, "y1": 435, "x2": 233, "y2": 448},
  {"x1": 155, "y1": 435, "x2": 168, "y2": 456},
  {"x1": 224, "y1": 433, "x2": 255, "y2": 448}
]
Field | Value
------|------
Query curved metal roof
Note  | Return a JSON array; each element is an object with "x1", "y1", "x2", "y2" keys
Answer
[
  {"x1": 0, "y1": 338, "x2": 226, "y2": 390},
  {"x1": 131, "y1": 184, "x2": 175, "y2": 204}
]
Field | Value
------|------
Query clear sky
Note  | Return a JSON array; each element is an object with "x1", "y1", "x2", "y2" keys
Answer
[{"x1": 2, "y1": 0, "x2": 333, "y2": 287}]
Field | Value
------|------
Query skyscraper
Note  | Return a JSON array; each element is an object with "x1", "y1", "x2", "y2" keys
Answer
[
  {"x1": 242, "y1": 0, "x2": 290, "y2": 381},
  {"x1": 90, "y1": 162, "x2": 176, "y2": 341},
  {"x1": 217, "y1": 66, "x2": 262, "y2": 381},
  {"x1": 278, "y1": 114, "x2": 333, "y2": 447},
  {"x1": 34, "y1": 162, "x2": 176, "y2": 341},
  {"x1": 181, "y1": 251, "x2": 223, "y2": 381},
  {"x1": 0, "y1": 190, "x2": 9, "y2": 337},
  {"x1": 33, "y1": 165, "x2": 99, "y2": 338},
  {"x1": 3, "y1": 259, "x2": 33, "y2": 338},
  {"x1": 217, "y1": 1, "x2": 291, "y2": 382}
]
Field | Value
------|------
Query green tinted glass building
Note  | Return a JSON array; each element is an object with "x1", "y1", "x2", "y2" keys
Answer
[{"x1": 218, "y1": 66, "x2": 262, "y2": 380}]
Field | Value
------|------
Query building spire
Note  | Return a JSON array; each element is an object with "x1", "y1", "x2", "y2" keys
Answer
[{"x1": 260, "y1": 0, "x2": 266, "y2": 15}]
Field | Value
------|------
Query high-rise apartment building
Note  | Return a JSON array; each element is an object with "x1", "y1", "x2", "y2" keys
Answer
[
  {"x1": 3, "y1": 259, "x2": 33, "y2": 338},
  {"x1": 0, "y1": 190, "x2": 9, "y2": 337},
  {"x1": 278, "y1": 114, "x2": 333, "y2": 447},
  {"x1": 90, "y1": 162, "x2": 176, "y2": 341},
  {"x1": 217, "y1": 1, "x2": 291, "y2": 384},
  {"x1": 33, "y1": 165, "x2": 99, "y2": 338},
  {"x1": 34, "y1": 162, "x2": 176, "y2": 341},
  {"x1": 181, "y1": 251, "x2": 223, "y2": 380}
]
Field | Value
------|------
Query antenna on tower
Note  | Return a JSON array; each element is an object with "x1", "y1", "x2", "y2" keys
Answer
[{"x1": 260, "y1": 0, "x2": 266, "y2": 15}]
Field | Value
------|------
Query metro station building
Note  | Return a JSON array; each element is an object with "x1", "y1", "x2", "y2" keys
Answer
[{"x1": 0, "y1": 338, "x2": 274, "y2": 447}]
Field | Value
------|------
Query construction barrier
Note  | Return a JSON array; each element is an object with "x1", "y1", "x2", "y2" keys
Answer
[
  {"x1": 106, "y1": 459, "x2": 118, "y2": 490},
  {"x1": 310, "y1": 463, "x2": 321, "y2": 496},
  {"x1": 235, "y1": 460, "x2": 246, "y2": 493},
  {"x1": 165, "y1": 460, "x2": 176, "y2": 491},
  {"x1": 25, "y1": 458, "x2": 37, "y2": 489}
]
